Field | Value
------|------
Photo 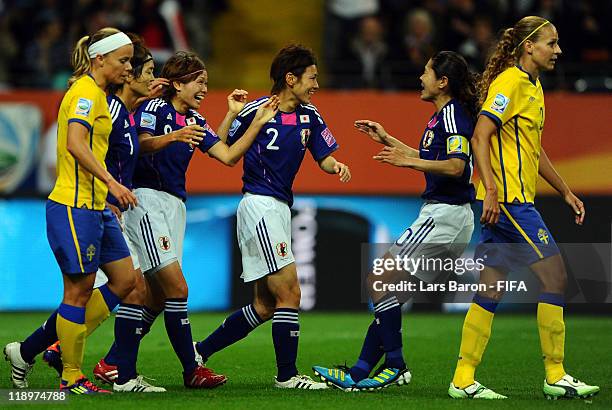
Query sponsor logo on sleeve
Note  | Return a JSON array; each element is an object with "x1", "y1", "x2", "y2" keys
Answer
[
  {"x1": 75, "y1": 98, "x2": 92, "y2": 117},
  {"x1": 491, "y1": 93, "x2": 510, "y2": 114},
  {"x1": 140, "y1": 112, "x2": 156, "y2": 129},
  {"x1": 447, "y1": 135, "x2": 469, "y2": 155},
  {"x1": 228, "y1": 119, "x2": 241, "y2": 137},
  {"x1": 321, "y1": 127, "x2": 336, "y2": 147}
]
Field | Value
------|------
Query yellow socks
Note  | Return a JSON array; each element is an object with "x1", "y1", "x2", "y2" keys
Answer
[
  {"x1": 537, "y1": 293, "x2": 566, "y2": 384},
  {"x1": 84, "y1": 287, "x2": 114, "y2": 335},
  {"x1": 452, "y1": 295, "x2": 497, "y2": 388},
  {"x1": 56, "y1": 304, "x2": 87, "y2": 385}
]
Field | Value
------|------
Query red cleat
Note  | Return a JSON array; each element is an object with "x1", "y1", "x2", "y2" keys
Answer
[
  {"x1": 93, "y1": 358, "x2": 118, "y2": 384},
  {"x1": 60, "y1": 377, "x2": 112, "y2": 394},
  {"x1": 183, "y1": 365, "x2": 227, "y2": 389}
]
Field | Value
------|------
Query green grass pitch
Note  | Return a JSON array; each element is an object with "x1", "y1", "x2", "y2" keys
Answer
[{"x1": 0, "y1": 312, "x2": 609, "y2": 409}]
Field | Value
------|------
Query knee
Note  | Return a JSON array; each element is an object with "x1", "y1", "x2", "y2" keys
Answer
[
  {"x1": 64, "y1": 287, "x2": 94, "y2": 307},
  {"x1": 122, "y1": 274, "x2": 147, "y2": 305},
  {"x1": 117, "y1": 272, "x2": 138, "y2": 299},
  {"x1": 275, "y1": 282, "x2": 301, "y2": 308},
  {"x1": 252, "y1": 300, "x2": 275, "y2": 321},
  {"x1": 165, "y1": 281, "x2": 188, "y2": 299},
  {"x1": 542, "y1": 270, "x2": 567, "y2": 294}
]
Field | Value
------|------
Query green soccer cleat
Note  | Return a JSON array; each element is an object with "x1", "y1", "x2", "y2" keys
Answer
[
  {"x1": 354, "y1": 367, "x2": 412, "y2": 391},
  {"x1": 543, "y1": 374, "x2": 600, "y2": 400},
  {"x1": 448, "y1": 381, "x2": 507, "y2": 399}
]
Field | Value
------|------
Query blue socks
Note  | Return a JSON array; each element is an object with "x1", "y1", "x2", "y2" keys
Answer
[
  {"x1": 374, "y1": 296, "x2": 405, "y2": 370},
  {"x1": 196, "y1": 304, "x2": 263, "y2": 361},
  {"x1": 164, "y1": 298, "x2": 197, "y2": 374},
  {"x1": 20, "y1": 310, "x2": 58, "y2": 363},
  {"x1": 349, "y1": 319, "x2": 383, "y2": 381},
  {"x1": 105, "y1": 306, "x2": 160, "y2": 366},
  {"x1": 114, "y1": 304, "x2": 143, "y2": 384},
  {"x1": 272, "y1": 308, "x2": 300, "y2": 382}
]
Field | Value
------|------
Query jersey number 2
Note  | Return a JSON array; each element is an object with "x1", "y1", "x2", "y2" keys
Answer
[{"x1": 266, "y1": 128, "x2": 279, "y2": 150}]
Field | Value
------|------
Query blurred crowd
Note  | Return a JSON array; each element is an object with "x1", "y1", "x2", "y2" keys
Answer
[{"x1": 0, "y1": 0, "x2": 610, "y2": 91}]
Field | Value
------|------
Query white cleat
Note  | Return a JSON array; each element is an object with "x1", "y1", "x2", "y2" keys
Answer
[
  {"x1": 543, "y1": 374, "x2": 600, "y2": 400},
  {"x1": 448, "y1": 381, "x2": 507, "y2": 399},
  {"x1": 4, "y1": 342, "x2": 34, "y2": 389},
  {"x1": 275, "y1": 374, "x2": 329, "y2": 390},
  {"x1": 113, "y1": 375, "x2": 166, "y2": 392}
]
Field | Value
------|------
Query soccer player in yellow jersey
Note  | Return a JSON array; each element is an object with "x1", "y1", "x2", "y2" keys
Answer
[
  {"x1": 448, "y1": 16, "x2": 600, "y2": 400},
  {"x1": 4, "y1": 28, "x2": 139, "y2": 395}
]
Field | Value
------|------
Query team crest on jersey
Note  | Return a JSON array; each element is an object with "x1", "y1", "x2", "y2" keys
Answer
[
  {"x1": 491, "y1": 93, "x2": 510, "y2": 114},
  {"x1": 537, "y1": 228, "x2": 549, "y2": 244},
  {"x1": 86, "y1": 244, "x2": 96, "y2": 261},
  {"x1": 159, "y1": 236, "x2": 171, "y2": 251},
  {"x1": 422, "y1": 130, "x2": 434, "y2": 148},
  {"x1": 300, "y1": 114, "x2": 310, "y2": 123},
  {"x1": 300, "y1": 129, "x2": 311, "y2": 146},
  {"x1": 186, "y1": 117, "x2": 196, "y2": 126},
  {"x1": 140, "y1": 112, "x2": 156, "y2": 129},
  {"x1": 276, "y1": 242, "x2": 289, "y2": 257},
  {"x1": 75, "y1": 98, "x2": 92, "y2": 117}
]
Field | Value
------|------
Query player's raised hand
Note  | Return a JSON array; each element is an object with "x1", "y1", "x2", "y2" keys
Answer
[
  {"x1": 253, "y1": 95, "x2": 280, "y2": 124},
  {"x1": 481, "y1": 190, "x2": 500, "y2": 225},
  {"x1": 354, "y1": 120, "x2": 390, "y2": 145},
  {"x1": 107, "y1": 179, "x2": 137, "y2": 210},
  {"x1": 227, "y1": 89, "x2": 249, "y2": 114},
  {"x1": 333, "y1": 161, "x2": 351, "y2": 182},
  {"x1": 373, "y1": 146, "x2": 413, "y2": 167},
  {"x1": 173, "y1": 125, "x2": 205, "y2": 146},
  {"x1": 564, "y1": 191, "x2": 585, "y2": 225},
  {"x1": 148, "y1": 77, "x2": 169, "y2": 98}
]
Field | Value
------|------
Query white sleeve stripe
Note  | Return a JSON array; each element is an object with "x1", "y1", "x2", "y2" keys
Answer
[
  {"x1": 443, "y1": 107, "x2": 450, "y2": 133},
  {"x1": 242, "y1": 98, "x2": 265, "y2": 111},
  {"x1": 239, "y1": 98, "x2": 268, "y2": 117},
  {"x1": 450, "y1": 104, "x2": 457, "y2": 133},
  {"x1": 109, "y1": 100, "x2": 120, "y2": 124},
  {"x1": 144, "y1": 99, "x2": 155, "y2": 112}
]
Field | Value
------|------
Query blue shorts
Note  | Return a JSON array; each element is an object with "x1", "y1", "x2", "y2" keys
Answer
[
  {"x1": 475, "y1": 202, "x2": 560, "y2": 271},
  {"x1": 46, "y1": 200, "x2": 130, "y2": 274}
]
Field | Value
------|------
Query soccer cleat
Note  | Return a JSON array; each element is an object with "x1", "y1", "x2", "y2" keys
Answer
[
  {"x1": 43, "y1": 341, "x2": 63, "y2": 377},
  {"x1": 193, "y1": 341, "x2": 204, "y2": 366},
  {"x1": 183, "y1": 365, "x2": 227, "y2": 389},
  {"x1": 354, "y1": 367, "x2": 412, "y2": 391},
  {"x1": 60, "y1": 377, "x2": 112, "y2": 394},
  {"x1": 93, "y1": 358, "x2": 119, "y2": 384},
  {"x1": 448, "y1": 381, "x2": 507, "y2": 399},
  {"x1": 275, "y1": 374, "x2": 329, "y2": 390},
  {"x1": 4, "y1": 342, "x2": 34, "y2": 389},
  {"x1": 543, "y1": 374, "x2": 600, "y2": 400},
  {"x1": 312, "y1": 365, "x2": 356, "y2": 391},
  {"x1": 113, "y1": 375, "x2": 166, "y2": 393}
]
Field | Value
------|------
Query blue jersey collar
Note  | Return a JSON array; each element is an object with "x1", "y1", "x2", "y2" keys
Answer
[{"x1": 515, "y1": 65, "x2": 537, "y2": 86}]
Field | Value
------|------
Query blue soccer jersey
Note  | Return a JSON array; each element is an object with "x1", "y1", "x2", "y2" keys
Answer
[
  {"x1": 228, "y1": 97, "x2": 338, "y2": 206},
  {"x1": 132, "y1": 98, "x2": 220, "y2": 201},
  {"x1": 419, "y1": 99, "x2": 475, "y2": 205},
  {"x1": 105, "y1": 95, "x2": 139, "y2": 207}
]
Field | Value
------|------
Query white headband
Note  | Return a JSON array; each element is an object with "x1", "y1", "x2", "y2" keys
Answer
[{"x1": 87, "y1": 32, "x2": 132, "y2": 58}]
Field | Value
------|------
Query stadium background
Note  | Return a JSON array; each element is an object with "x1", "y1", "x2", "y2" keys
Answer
[{"x1": 0, "y1": 1, "x2": 610, "y2": 311}]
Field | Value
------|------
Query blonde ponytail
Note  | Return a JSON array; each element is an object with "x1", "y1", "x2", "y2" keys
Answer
[{"x1": 68, "y1": 35, "x2": 91, "y2": 87}]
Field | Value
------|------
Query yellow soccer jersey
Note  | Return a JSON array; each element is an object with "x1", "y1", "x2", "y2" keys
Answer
[
  {"x1": 477, "y1": 66, "x2": 545, "y2": 204},
  {"x1": 49, "y1": 75, "x2": 112, "y2": 210}
]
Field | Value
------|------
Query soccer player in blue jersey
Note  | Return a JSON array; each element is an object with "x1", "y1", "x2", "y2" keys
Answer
[
  {"x1": 313, "y1": 51, "x2": 479, "y2": 391},
  {"x1": 448, "y1": 16, "x2": 599, "y2": 400},
  {"x1": 4, "y1": 28, "x2": 138, "y2": 394},
  {"x1": 195, "y1": 44, "x2": 351, "y2": 390},
  {"x1": 119, "y1": 51, "x2": 279, "y2": 389}
]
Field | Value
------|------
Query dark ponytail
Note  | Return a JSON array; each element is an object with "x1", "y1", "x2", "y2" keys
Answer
[{"x1": 431, "y1": 51, "x2": 480, "y2": 121}]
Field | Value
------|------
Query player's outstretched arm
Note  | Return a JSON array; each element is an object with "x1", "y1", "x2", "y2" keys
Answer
[
  {"x1": 208, "y1": 95, "x2": 280, "y2": 166},
  {"x1": 354, "y1": 119, "x2": 419, "y2": 157},
  {"x1": 318, "y1": 155, "x2": 351, "y2": 182},
  {"x1": 539, "y1": 148, "x2": 585, "y2": 225},
  {"x1": 66, "y1": 122, "x2": 137, "y2": 209},
  {"x1": 216, "y1": 89, "x2": 248, "y2": 142},
  {"x1": 138, "y1": 125, "x2": 206, "y2": 154},
  {"x1": 373, "y1": 146, "x2": 465, "y2": 177}
]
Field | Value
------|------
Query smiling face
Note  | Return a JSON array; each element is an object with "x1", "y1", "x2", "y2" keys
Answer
[
  {"x1": 174, "y1": 71, "x2": 208, "y2": 110},
  {"x1": 101, "y1": 44, "x2": 134, "y2": 85},
  {"x1": 523, "y1": 25, "x2": 562, "y2": 72},
  {"x1": 419, "y1": 59, "x2": 446, "y2": 101},
  {"x1": 290, "y1": 65, "x2": 319, "y2": 104}
]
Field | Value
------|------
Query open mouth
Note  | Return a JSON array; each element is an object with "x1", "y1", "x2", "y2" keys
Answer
[{"x1": 194, "y1": 94, "x2": 204, "y2": 102}]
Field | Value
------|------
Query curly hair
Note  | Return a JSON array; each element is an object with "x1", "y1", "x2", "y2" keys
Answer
[{"x1": 478, "y1": 16, "x2": 551, "y2": 106}]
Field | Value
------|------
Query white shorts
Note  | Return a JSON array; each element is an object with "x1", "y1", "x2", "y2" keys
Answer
[
  {"x1": 123, "y1": 188, "x2": 186, "y2": 274},
  {"x1": 237, "y1": 193, "x2": 295, "y2": 282},
  {"x1": 93, "y1": 225, "x2": 141, "y2": 288},
  {"x1": 388, "y1": 202, "x2": 474, "y2": 283}
]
